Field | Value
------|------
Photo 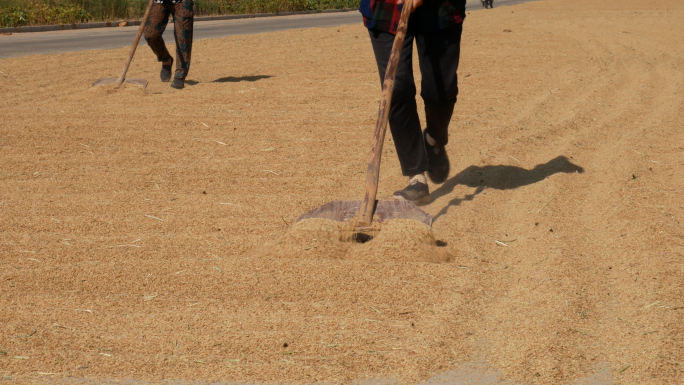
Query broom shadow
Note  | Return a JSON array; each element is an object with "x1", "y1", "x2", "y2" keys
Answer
[
  {"x1": 177, "y1": 75, "x2": 272, "y2": 86},
  {"x1": 212, "y1": 75, "x2": 272, "y2": 83},
  {"x1": 425, "y1": 155, "x2": 585, "y2": 221}
]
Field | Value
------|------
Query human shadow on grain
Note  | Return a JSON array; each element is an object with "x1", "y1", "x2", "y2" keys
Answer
[
  {"x1": 212, "y1": 75, "x2": 272, "y2": 83},
  {"x1": 426, "y1": 155, "x2": 584, "y2": 221}
]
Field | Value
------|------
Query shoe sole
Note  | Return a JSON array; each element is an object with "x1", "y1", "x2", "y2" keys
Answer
[
  {"x1": 427, "y1": 154, "x2": 450, "y2": 184},
  {"x1": 424, "y1": 131, "x2": 450, "y2": 184},
  {"x1": 427, "y1": 170, "x2": 449, "y2": 184}
]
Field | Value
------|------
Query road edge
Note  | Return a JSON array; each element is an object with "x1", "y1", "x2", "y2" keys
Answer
[{"x1": 0, "y1": 8, "x2": 357, "y2": 34}]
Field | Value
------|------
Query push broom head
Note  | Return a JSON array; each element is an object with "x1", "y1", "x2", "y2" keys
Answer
[{"x1": 297, "y1": 200, "x2": 432, "y2": 226}]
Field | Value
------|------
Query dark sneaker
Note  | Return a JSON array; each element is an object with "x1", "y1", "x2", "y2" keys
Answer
[
  {"x1": 170, "y1": 78, "x2": 185, "y2": 89},
  {"x1": 424, "y1": 130, "x2": 450, "y2": 184},
  {"x1": 160, "y1": 59, "x2": 173, "y2": 82},
  {"x1": 393, "y1": 180, "x2": 429, "y2": 202}
]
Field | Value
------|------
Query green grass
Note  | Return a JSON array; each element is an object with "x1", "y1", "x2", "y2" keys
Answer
[{"x1": 0, "y1": 0, "x2": 360, "y2": 28}]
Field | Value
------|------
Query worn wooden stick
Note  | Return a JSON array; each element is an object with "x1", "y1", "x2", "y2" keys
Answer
[
  {"x1": 114, "y1": 0, "x2": 155, "y2": 89},
  {"x1": 356, "y1": 0, "x2": 414, "y2": 226}
]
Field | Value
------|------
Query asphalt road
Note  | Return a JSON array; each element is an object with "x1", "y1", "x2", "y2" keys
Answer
[{"x1": 0, "y1": 0, "x2": 531, "y2": 59}]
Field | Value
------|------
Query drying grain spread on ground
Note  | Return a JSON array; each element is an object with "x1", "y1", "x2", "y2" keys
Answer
[{"x1": 1, "y1": 0, "x2": 683, "y2": 384}]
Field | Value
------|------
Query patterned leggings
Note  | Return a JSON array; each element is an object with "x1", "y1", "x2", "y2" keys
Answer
[{"x1": 143, "y1": 0, "x2": 194, "y2": 80}]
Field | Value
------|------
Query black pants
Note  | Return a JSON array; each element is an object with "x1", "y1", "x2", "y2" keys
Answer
[
  {"x1": 143, "y1": 0, "x2": 194, "y2": 80},
  {"x1": 368, "y1": 24, "x2": 462, "y2": 176}
]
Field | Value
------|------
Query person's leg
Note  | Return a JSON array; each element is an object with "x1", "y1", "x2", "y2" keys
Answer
[
  {"x1": 169, "y1": 0, "x2": 194, "y2": 88},
  {"x1": 415, "y1": 24, "x2": 463, "y2": 183},
  {"x1": 416, "y1": 23, "x2": 462, "y2": 146},
  {"x1": 143, "y1": 2, "x2": 173, "y2": 81},
  {"x1": 368, "y1": 28, "x2": 427, "y2": 177}
]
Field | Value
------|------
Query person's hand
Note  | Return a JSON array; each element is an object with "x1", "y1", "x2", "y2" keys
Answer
[{"x1": 397, "y1": 0, "x2": 423, "y2": 12}]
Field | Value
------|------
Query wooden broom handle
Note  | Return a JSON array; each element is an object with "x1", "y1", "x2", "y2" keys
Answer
[
  {"x1": 356, "y1": 0, "x2": 414, "y2": 225},
  {"x1": 115, "y1": 0, "x2": 155, "y2": 89}
]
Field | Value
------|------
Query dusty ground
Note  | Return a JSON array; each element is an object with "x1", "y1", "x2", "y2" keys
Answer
[{"x1": 1, "y1": 0, "x2": 683, "y2": 384}]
